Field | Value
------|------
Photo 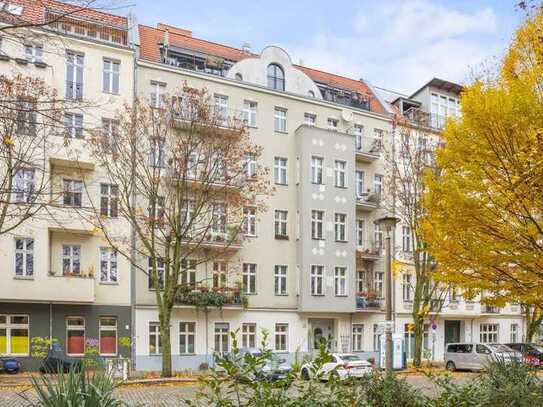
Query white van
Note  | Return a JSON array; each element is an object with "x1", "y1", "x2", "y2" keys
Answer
[{"x1": 444, "y1": 343, "x2": 522, "y2": 371}]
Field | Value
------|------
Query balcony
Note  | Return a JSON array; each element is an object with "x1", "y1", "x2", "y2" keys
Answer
[
  {"x1": 183, "y1": 231, "x2": 242, "y2": 251},
  {"x1": 172, "y1": 105, "x2": 245, "y2": 135},
  {"x1": 356, "y1": 294, "x2": 383, "y2": 311},
  {"x1": 175, "y1": 286, "x2": 245, "y2": 308},
  {"x1": 318, "y1": 86, "x2": 371, "y2": 112},
  {"x1": 482, "y1": 305, "x2": 500, "y2": 314},
  {"x1": 162, "y1": 50, "x2": 234, "y2": 77},
  {"x1": 403, "y1": 107, "x2": 447, "y2": 131},
  {"x1": 355, "y1": 192, "x2": 380, "y2": 211},
  {"x1": 352, "y1": 134, "x2": 382, "y2": 163}
]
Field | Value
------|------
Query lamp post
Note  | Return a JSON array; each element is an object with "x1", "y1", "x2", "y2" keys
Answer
[{"x1": 375, "y1": 216, "x2": 399, "y2": 374}]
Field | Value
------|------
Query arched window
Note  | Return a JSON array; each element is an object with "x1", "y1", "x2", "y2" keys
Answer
[
  {"x1": 235, "y1": 73, "x2": 243, "y2": 81},
  {"x1": 267, "y1": 63, "x2": 285, "y2": 91}
]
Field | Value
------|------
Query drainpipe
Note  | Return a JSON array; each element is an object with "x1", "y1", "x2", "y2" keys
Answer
[{"x1": 49, "y1": 303, "x2": 53, "y2": 347}]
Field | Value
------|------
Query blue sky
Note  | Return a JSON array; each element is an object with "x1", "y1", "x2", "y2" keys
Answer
[{"x1": 128, "y1": 0, "x2": 523, "y2": 94}]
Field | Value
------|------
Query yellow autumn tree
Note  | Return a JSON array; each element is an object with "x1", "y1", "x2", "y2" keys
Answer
[{"x1": 423, "y1": 9, "x2": 543, "y2": 340}]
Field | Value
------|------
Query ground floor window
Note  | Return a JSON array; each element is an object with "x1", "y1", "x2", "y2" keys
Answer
[
  {"x1": 275, "y1": 323, "x2": 288, "y2": 351},
  {"x1": 373, "y1": 324, "x2": 381, "y2": 352},
  {"x1": 510, "y1": 323, "x2": 519, "y2": 343},
  {"x1": 241, "y1": 323, "x2": 256, "y2": 348},
  {"x1": 480, "y1": 324, "x2": 499, "y2": 343},
  {"x1": 352, "y1": 324, "x2": 364, "y2": 352},
  {"x1": 66, "y1": 317, "x2": 85, "y2": 355},
  {"x1": 149, "y1": 322, "x2": 161, "y2": 355},
  {"x1": 0, "y1": 315, "x2": 29, "y2": 355},
  {"x1": 404, "y1": 323, "x2": 430, "y2": 359},
  {"x1": 99, "y1": 317, "x2": 117, "y2": 356},
  {"x1": 214, "y1": 323, "x2": 229, "y2": 355},
  {"x1": 179, "y1": 322, "x2": 195, "y2": 354}
]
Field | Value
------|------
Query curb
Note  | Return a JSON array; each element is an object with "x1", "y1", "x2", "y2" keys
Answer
[{"x1": 121, "y1": 377, "x2": 200, "y2": 386}]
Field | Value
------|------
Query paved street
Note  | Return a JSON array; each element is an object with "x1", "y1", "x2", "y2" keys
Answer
[{"x1": 0, "y1": 373, "x2": 476, "y2": 406}]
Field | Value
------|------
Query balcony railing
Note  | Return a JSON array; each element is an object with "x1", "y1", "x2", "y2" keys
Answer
[
  {"x1": 172, "y1": 105, "x2": 245, "y2": 132},
  {"x1": 356, "y1": 294, "x2": 383, "y2": 310},
  {"x1": 403, "y1": 107, "x2": 447, "y2": 131},
  {"x1": 356, "y1": 239, "x2": 382, "y2": 260},
  {"x1": 482, "y1": 305, "x2": 500, "y2": 314},
  {"x1": 175, "y1": 287, "x2": 244, "y2": 308},
  {"x1": 352, "y1": 133, "x2": 382, "y2": 162},
  {"x1": 355, "y1": 192, "x2": 380, "y2": 210},
  {"x1": 66, "y1": 81, "x2": 83, "y2": 100}
]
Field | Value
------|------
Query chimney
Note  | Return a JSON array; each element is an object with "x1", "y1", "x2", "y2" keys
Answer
[
  {"x1": 241, "y1": 42, "x2": 251, "y2": 54},
  {"x1": 157, "y1": 23, "x2": 192, "y2": 37}
]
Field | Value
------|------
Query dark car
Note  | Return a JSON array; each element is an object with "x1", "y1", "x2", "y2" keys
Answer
[
  {"x1": 39, "y1": 343, "x2": 82, "y2": 373},
  {"x1": 506, "y1": 343, "x2": 543, "y2": 366},
  {"x1": 0, "y1": 357, "x2": 21, "y2": 374}
]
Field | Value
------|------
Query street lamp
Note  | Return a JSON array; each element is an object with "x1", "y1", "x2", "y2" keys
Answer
[{"x1": 375, "y1": 216, "x2": 399, "y2": 374}]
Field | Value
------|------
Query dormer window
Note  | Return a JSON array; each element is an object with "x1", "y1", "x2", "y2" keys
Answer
[{"x1": 267, "y1": 63, "x2": 284, "y2": 91}]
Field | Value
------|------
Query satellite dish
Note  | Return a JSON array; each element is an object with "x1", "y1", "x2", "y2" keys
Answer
[{"x1": 341, "y1": 110, "x2": 353, "y2": 122}]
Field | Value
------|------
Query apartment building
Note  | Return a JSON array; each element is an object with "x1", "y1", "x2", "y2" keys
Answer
[
  {"x1": 0, "y1": 1, "x2": 134, "y2": 368},
  {"x1": 0, "y1": 2, "x2": 526, "y2": 372}
]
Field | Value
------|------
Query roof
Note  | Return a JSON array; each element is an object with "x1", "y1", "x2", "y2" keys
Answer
[
  {"x1": 0, "y1": 0, "x2": 128, "y2": 28},
  {"x1": 410, "y1": 77, "x2": 463, "y2": 98},
  {"x1": 138, "y1": 24, "x2": 386, "y2": 115}
]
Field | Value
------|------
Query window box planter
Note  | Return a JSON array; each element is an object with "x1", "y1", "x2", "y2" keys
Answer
[
  {"x1": 34, "y1": 61, "x2": 47, "y2": 68},
  {"x1": 14, "y1": 57, "x2": 28, "y2": 65}
]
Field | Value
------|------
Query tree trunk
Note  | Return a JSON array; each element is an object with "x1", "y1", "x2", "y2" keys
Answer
[
  {"x1": 524, "y1": 306, "x2": 543, "y2": 343},
  {"x1": 160, "y1": 310, "x2": 172, "y2": 377},
  {"x1": 413, "y1": 318, "x2": 424, "y2": 368}
]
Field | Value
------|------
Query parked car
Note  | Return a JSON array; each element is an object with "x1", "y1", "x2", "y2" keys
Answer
[
  {"x1": 301, "y1": 353, "x2": 373, "y2": 380},
  {"x1": 445, "y1": 343, "x2": 522, "y2": 371},
  {"x1": 39, "y1": 343, "x2": 82, "y2": 373},
  {"x1": 0, "y1": 357, "x2": 21, "y2": 374},
  {"x1": 220, "y1": 347, "x2": 292, "y2": 381},
  {"x1": 505, "y1": 343, "x2": 543, "y2": 366}
]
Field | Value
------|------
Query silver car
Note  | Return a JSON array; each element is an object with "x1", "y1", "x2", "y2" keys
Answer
[{"x1": 445, "y1": 343, "x2": 522, "y2": 371}]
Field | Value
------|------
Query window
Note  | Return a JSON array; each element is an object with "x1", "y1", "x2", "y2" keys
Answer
[
  {"x1": 242, "y1": 263, "x2": 256, "y2": 294},
  {"x1": 374, "y1": 271, "x2": 384, "y2": 299},
  {"x1": 148, "y1": 258, "x2": 165, "y2": 290},
  {"x1": 102, "y1": 118, "x2": 119, "y2": 152},
  {"x1": 402, "y1": 226, "x2": 412, "y2": 252},
  {"x1": 179, "y1": 322, "x2": 195, "y2": 354},
  {"x1": 63, "y1": 179, "x2": 83, "y2": 207},
  {"x1": 245, "y1": 155, "x2": 257, "y2": 178},
  {"x1": 267, "y1": 64, "x2": 285, "y2": 91},
  {"x1": 311, "y1": 210, "x2": 324, "y2": 240},
  {"x1": 66, "y1": 51, "x2": 84, "y2": 100},
  {"x1": 212, "y1": 262, "x2": 227, "y2": 289},
  {"x1": 274, "y1": 157, "x2": 288, "y2": 185},
  {"x1": 15, "y1": 100, "x2": 37, "y2": 136},
  {"x1": 211, "y1": 203, "x2": 227, "y2": 234},
  {"x1": 99, "y1": 317, "x2": 117, "y2": 356},
  {"x1": 64, "y1": 113, "x2": 83, "y2": 138},
  {"x1": 510, "y1": 324, "x2": 519, "y2": 343},
  {"x1": 402, "y1": 273, "x2": 412, "y2": 302},
  {"x1": 275, "y1": 323, "x2": 288, "y2": 351},
  {"x1": 274, "y1": 210, "x2": 288, "y2": 238},
  {"x1": 356, "y1": 270, "x2": 365, "y2": 293},
  {"x1": 242, "y1": 101, "x2": 257, "y2": 127},
  {"x1": 274, "y1": 107, "x2": 287, "y2": 132},
  {"x1": 100, "y1": 248, "x2": 117, "y2": 283},
  {"x1": 148, "y1": 196, "x2": 165, "y2": 223},
  {"x1": 66, "y1": 317, "x2": 85, "y2": 355},
  {"x1": 430, "y1": 92, "x2": 460, "y2": 128},
  {"x1": 374, "y1": 174, "x2": 384, "y2": 194},
  {"x1": 480, "y1": 324, "x2": 499, "y2": 343},
  {"x1": 243, "y1": 207, "x2": 256, "y2": 236},
  {"x1": 100, "y1": 184, "x2": 118, "y2": 218},
  {"x1": 354, "y1": 125, "x2": 364, "y2": 150},
  {"x1": 352, "y1": 324, "x2": 364, "y2": 352},
  {"x1": 214, "y1": 322, "x2": 229, "y2": 354},
  {"x1": 181, "y1": 200, "x2": 196, "y2": 233},
  {"x1": 334, "y1": 160, "x2": 346, "y2": 188},
  {"x1": 62, "y1": 245, "x2": 81, "y2": 275},
  {"x1": 241, "y1": 323, "x2": 257, "y2": 348},
  {"x1": 374, "y1": 223, "x2": 383, "y2": 249},
  {"x1": 214, "y1": 94, "x2": 228, "y2": 122},
  {"x1": 372, "y1": 129, "x2": 384, "y2": 152},
  {"x1": 356, "y1": 219, "x2": 365, "y2": 247},
  {"x1": 335, "y1": 267, "x2": 347, "y2": 296},
  {"x1": 148, "y1": 137, "x2": 165, "y2": 168},
  {"x1": 373, "y1": 324, "x2": 381, "y2": 352},
  {"x1": 180, "y1": 259, "x2": 196, "y2": 286},
  {"x1": 15, "y1": 238, "x2": 33, "y2": 277},
  {"x1": 102, "y1": 59, "x2": 120, "y2": 94},
  {"x1": 24, "y1": 43, "x2": 43, "y2": 63},
  {"x1": 149, "y1": 322, "x2": 161, "y2": 354},
  {"x1": 311, "y1": 265, "x2": 324, "y2": 295},
  {"x1": 304, "y1": 113, "x2": 316, "y2": 126},
  {"x1": 274, "y1": 265, "x2": 287, "y2": 295},
  {"x1": 0, "y1": 315, "x2": 29, "y2": 355},
  {"x1": 150, "y1": 81, "x2": 166, "y2": 108},
  {"x1": 335, "y1": 213, "x2": 347, "y2": 242},
  {"x1": 311, "y1": 156, "x2": 323, "y2": 184},
  {"x1": 15, "y1": 168, "x2": 35, "y2": 203},
  {"x1": 356, "y1": 171, "x2": 365, "y2": 197},
  {"x1": 327, "y1": 118, "x2": 338, "y2": 130}
]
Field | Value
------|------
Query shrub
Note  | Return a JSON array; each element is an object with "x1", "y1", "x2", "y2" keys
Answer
[{"x1": 21, "y1": 367, "x2": 126, "y2": 407}]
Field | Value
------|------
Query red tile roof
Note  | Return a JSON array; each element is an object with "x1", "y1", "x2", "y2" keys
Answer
[
  {"x1": 1, "y1": 0, "x2": 127, "y2": 28},
  {"x1": 138, "y1": 24, "x2": 386, "y2": 114}
]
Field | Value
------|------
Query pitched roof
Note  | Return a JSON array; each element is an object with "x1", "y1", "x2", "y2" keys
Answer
[
  {"x1": 138, "y1": 24, "x2": 386, "y2": 115},
  {"x1": 1, "y1": 0, "x2": 128, "y2": 28}
]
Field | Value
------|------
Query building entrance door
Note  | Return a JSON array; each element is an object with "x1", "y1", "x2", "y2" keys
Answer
[
  {"x1": 444, "y1": 320, "x2": 461, "y2": 349},
  {"x1": 309, "y1": 319, "x2": 335, "y2": 351}
]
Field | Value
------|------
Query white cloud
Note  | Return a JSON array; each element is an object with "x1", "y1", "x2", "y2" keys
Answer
[{"x1": 289, "y1": 0, "x2": 501, "y2": 94}]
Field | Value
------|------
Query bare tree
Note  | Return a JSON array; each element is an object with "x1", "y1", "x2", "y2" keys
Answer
[
  {"x1": 81, "y1": 85, "x2": 272, "y2": 377},
  {"x1": 384, "y1": 112, "x2": 448, "y2": 367}
]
